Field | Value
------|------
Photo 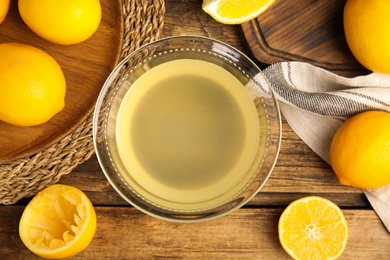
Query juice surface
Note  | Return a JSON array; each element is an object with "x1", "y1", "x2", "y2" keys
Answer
[{"x1": 116, "y1": 59, "x2": 259, "y2": 206}]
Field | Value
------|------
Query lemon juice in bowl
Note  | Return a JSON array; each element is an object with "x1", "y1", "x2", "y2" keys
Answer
[
  {"x1": 116, "y1": 58, "x2": 259, "y2": 208},
  {"x1": 93, "y1": 36, "x2": 281, "y2": 222}
]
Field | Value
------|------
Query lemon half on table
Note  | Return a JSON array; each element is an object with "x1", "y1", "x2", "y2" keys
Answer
[
  {"x1": 278, "y1": 196, "x2": 348, "y2": 260},
  {"x1": 19, "y1": 184, "x2": 96, "y2": 259},
  {"x1": 202, "y1": 0, "x2": 276, "y2": 24}
]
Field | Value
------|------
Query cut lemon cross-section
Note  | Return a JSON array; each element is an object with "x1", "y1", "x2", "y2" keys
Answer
[
  {"x1": 19, "y1": 184, "x2": 96, "y2": 259},
  {"x1": 278, "y1": 196, "x2": 348, "y2": 260},
  {"x1": 202, "y1": 0, "x2": 276, "y2": 24}
]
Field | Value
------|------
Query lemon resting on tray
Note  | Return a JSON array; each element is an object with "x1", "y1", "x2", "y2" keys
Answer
[
  {"x1": 0, "y1": 0, "x2": 10, "y2": 24},
  {"x1": 18, "y1": 0, "x2": 101, "y2": 45},
  {"x1": 0, "y1": 43, "x2": 66, "y2": 127},
  {"x1": 0, "y1": 0, "x2": 102, "y2": 127}
]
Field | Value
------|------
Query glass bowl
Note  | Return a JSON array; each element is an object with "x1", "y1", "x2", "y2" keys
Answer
[{"x1": 93, "y1": 36, "x2": 281, "y2": 223}]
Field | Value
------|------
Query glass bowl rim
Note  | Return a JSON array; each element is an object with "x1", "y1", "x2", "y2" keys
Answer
[{"x1": 92, "y1": 35, "x2": 282, "y2": 223}]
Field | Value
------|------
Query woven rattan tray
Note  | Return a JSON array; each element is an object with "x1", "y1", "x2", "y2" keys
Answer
[{"x1": 0, "y1": 0, "x2": 165, "y2": 205}]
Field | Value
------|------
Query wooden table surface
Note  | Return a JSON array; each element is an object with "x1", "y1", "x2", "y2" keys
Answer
[{"x1": 1, "y1": 1, "x2": 389, "y2": 259}]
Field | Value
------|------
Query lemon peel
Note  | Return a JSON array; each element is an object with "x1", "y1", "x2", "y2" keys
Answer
[{"x1": 202, "y1": 0, "x2": 276, "y2": 25}]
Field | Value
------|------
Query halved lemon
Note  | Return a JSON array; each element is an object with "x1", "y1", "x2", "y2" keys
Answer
[
  {"x1": 202, "y1": 0, "x2": 276, "y2": 24},
  {"x1": 19, "y1": 184, "x2": 96, "y2": 259},
  {"x1": 278, "y1": 196, "x2": 348, "y2": 260}
]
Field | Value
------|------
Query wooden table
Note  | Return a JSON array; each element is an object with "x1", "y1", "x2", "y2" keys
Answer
[{"x1": 1, "y1": 1, "x2": 389, "y2": 259}]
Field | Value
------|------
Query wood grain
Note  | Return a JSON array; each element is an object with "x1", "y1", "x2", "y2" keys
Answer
[
  {"x1": 57, "y1": 152, "x2": 367, "y2": 208},
  {"x1": 2, "y1": 1, "x2": 389, "y2": 259},
  {"x1": 2, "y1": 206, "x2": 389, "y2": 259},
  {"x1": 0, "y1": 0, "x2": 123, "y2": 162},
  {"x1": 241, "y1": 0, "x2": 370, "y2": 76}
]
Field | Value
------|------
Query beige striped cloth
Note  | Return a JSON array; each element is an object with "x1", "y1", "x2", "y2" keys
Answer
[{"x1": 263, "y1": 62, "x2": 390, "y2": 232}]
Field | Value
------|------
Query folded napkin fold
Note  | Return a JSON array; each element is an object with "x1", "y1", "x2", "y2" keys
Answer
[{"x1": 263, "y1": 61, "x2": 390, "y2": 232}]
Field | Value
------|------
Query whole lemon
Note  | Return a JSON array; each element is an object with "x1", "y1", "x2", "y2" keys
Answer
[
  {"x1": 0, "y1": 43, "x2": 66, "y2": 126},
  {"x1": 18, "y1": 0, "x2": 101, "y2": 45},
  {"x1": 330, "y1": 111, "x2": 390, "y2": 189},
  {"x1": 344, "y1": 0, "x2": 390, "y2": 73},
  {"x1": 0, "y1": 0, "x2": 10, "y2": 24}
]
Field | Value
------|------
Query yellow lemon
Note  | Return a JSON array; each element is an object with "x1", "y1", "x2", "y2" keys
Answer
[
  {"x1": 278, "y1": 196, "x2": 348, "y2": 260},
  {"x1": 19, "y1": 184, "x2": 97, "y2": 259},
  {"x1": 330, "y1": 111, "x2": 390, "y2": 189},
  {"x1": 202, "y1": 0, "x2": 276, "y2": 25},
  {"x1": 0, "y1": 43, "x2": 66, "y2": 126},
  {"x1": 344, "y1": 0, "x2": 390, "y2": 73},
  {"x1": 0, "y1": 0, "x2": 10, "y2": 24},
  {"x1": 18, "y1": 0, "x2": 101, "y2": 45}
]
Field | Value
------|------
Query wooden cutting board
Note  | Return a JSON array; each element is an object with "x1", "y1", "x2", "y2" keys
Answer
[{"x1": 241, "y1": 0, "x2": 369, "y2": 77}]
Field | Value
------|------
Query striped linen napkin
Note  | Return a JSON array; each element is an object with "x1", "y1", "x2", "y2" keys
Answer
[{"x1": 263, "y1": 61, "x2": 390, "y2": 232}]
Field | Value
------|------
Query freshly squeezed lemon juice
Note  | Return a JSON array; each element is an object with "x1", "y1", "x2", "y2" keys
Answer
[{"x1": 115, "y1": 59, "x2": 260, "y2": 210}]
